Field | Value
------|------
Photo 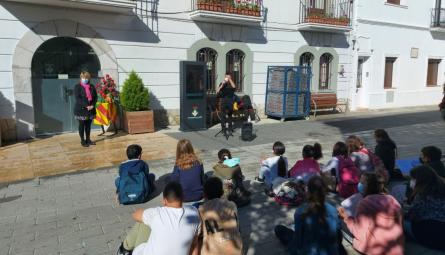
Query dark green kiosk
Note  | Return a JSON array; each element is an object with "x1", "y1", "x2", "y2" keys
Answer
[{"x1": 180, "y1": 61, "x2": 207, "y2": 131}]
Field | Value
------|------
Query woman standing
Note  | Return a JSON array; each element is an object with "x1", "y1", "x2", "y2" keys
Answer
[{"x1": 74, "y1": 71, "x2": 97, "y2": 147}]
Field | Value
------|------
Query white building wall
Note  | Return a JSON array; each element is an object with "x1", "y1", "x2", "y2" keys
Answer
[
  {"x1": 0, "y1": 0, "x2": 351, "y2": 137},
  {"x1": 351, "y1": 0, "x2": 445, "y2": 110}
]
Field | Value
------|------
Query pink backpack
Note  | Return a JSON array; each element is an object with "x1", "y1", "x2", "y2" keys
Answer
[
  {"x1": 360, "y1": 148, "x2": 389, "y2": 183},
  {"x1": 336, "y1": 156, "x2": 360, "y2": 198}
]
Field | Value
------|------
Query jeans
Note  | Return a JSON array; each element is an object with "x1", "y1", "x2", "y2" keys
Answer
[
  {"x1": 275, "y1": 225, "x2": 294, "y2": 246},
  {"x1": 403, "y1": 220, "x2": 416, "y2": 241}
]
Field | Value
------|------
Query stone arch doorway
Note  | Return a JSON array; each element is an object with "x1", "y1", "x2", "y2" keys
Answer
[
  {"x1": 13, "y1": 19, "x2": 118, "y2": 139},
  {"x1": 31, "y1": 37, "x2": 101, "y2": 135}
]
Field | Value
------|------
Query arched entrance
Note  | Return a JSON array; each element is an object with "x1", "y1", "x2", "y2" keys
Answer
[
  {"x1": 31, "y1": 37, "x2": 101, "y2": 135},
  {"x1": 12, "y1": 19, "x2": 118, "y2": 140}
]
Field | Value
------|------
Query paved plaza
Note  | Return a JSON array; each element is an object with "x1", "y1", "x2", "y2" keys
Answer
[{"x1": 0, "y1": 106, "x2": 445, "y2": 255}]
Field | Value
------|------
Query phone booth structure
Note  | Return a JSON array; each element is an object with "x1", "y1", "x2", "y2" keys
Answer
[{"x1": 180, "y1": 61, "x2": 207, "y2": 131}]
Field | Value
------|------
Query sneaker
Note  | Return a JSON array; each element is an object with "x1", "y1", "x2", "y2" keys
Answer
[
  {"x1": 81, "y1": 140, "x2": 89, "y2": 147},
  {"x1": 86, "y1": 140, "x2": 96, "y2": 145},
  {"x1": 264, "y1": 188, "x2": 275, "y2": 197},
  {"x1": 117, "y1": 243, "x2": 132, "y2": 255}
]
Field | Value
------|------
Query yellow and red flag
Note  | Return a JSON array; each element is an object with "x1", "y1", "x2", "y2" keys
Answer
[{"x1": 94, "y1": 102, "x2": 117, "y2": 126}]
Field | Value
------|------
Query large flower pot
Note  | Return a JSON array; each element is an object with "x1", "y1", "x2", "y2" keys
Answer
[{"x1": 123, "y1": 110, "x2": 155, "y2": 134}]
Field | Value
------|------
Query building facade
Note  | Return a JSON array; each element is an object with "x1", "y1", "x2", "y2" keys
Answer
[
  {"x1": 350, "y1": 0, "x2": 445, "y2": 110},
  {"x1": 0, "y1": 0, "x2": 442, "y2": 142}
]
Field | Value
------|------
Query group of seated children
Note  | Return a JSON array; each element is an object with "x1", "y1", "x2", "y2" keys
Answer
[
  {"x1": 258, "y1": 131, "x2": 445, "y2": 254},
  {"x1": 115, "y1": 131, "x2": 445, "y2": 255}
]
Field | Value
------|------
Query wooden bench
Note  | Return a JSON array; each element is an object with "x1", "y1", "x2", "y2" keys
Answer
[{"x1": 310, "y1": 93, "x2": 338, "y2": 118}]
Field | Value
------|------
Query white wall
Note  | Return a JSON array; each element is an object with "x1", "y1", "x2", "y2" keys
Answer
[
  {"x1": 351, "y1": 0, "x2": 445, "y2": 109},
  {"x1": 0, "y1": 0, "x2": 350, "y2": 119}
]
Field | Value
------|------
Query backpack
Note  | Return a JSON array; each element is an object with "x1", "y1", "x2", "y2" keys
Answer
[
  {"x1": 241, "y1": 122, "x2": 253, "y2": 141},
  {"x1": 336, "y1": 156, "x2": 360, "y2": 198},
  {"x1": 226, "y1": 169, "x2": 251, "y2": 208},
  {"x1": 118, "y1": 170, "x2": 150, "y2": 205},
  {"x1": 274, "y1": 181, "x2": 306, "y2": 207},
  {"x1": 360, "y1": 148, "x2": 389, "y2": 183}
]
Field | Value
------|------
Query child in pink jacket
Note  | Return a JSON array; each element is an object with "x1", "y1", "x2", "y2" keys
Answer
[
  {"x1": 289, "y1": 143, "x2": 322, "y2": 183},
  {"x1": 338, "y1": 172, "x2": 404, "y2": 255}
]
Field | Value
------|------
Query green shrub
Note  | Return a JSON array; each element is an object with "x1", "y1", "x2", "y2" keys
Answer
[{"x1": 120, "y1": 71, "x2": 150, "y2": 111}]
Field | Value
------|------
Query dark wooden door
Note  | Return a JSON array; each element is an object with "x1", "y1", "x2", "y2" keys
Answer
[{"x1": 384, "y1": 58, "x2": 396, "y2": 89}]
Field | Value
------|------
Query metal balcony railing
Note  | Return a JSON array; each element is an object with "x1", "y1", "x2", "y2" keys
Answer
[
  {"x1": 191, "y1": 0, "x2": 263, "y2": 17},
  {"x1": 299, "y1": 0, "x2": 352, "y2": 27},
  {"x1": 431, "y1": 8, "x2": 445, "y2": 28}
]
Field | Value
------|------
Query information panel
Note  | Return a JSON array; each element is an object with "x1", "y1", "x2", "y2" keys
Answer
[{"x1": 180, "y1": 61, "x2": 207, "y2": 131}]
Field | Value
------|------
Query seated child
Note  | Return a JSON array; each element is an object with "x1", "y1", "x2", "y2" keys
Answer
[
  {"x1": 420, "y1": 146, "x2": 445, "y2": 178},
  {"x1": 213, "y1": 149, "x2": 251, "y2": 207},
  {"x1": 115, "y1": 144, "x2": 155, "y2": 205},
  {"x1": 289, "y1": 143, "x2": 322, "y2": 183},
  {"x1": 213, "y1": 148, "x2": 242, "y2": 180},
  {"x1": 170, "y1": 139, "x2": 204, "y2": 203},
  {"x1": 198, "y1": 177, "x2": 243, "y2": 255},
  {"x1": 257, "y1": 141, "x2": 288, "y2": 187}
]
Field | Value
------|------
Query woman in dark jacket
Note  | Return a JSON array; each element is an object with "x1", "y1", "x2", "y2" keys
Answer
[{"x1": 74, "y1": 71, "x2": 97, "y2": 147}]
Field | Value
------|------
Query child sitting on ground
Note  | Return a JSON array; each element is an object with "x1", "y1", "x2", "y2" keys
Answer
[
  {"x1": 257, "y1": 141, "x2": 288, "y2": 187},
  {"x1": 213, "y1": 149, "x2": 251, "y2": 207},
  {"x1": 115, "y1": 144, "x2": 155, "y2": 205},
  {"x1": 198, "y1": 177, "x2": 243, "y2": 255},
  {"x1": 289, "y1": 143, "x2": 322, "y2": 183}
]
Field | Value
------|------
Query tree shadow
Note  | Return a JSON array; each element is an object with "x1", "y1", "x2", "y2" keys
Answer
[
  {"x1": 300, "y1": 31, "x2": 349, "y2": 48},
  {"x1": 194, "y1": 22, "x2": 268, "y2": 44},
  {"x1": 0, "y1": 91, "x2": 15, "y2": 144}
]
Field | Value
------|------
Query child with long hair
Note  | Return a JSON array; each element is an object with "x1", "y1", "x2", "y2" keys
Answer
[
  {"x1": 374, "y1": 129, "x2": 397, "y2": 174},
  {"x1": 338, "y1": 172, "x2": 404, "y2": 255},
  {"x1": 405, "y1": 165, "x2": 445, "y2": 251},
  {"x1": 274, "y1": 176, "x2": 343, "y2": 254},
  {"x1": 257, "y1": 141, "x2": 288, "y2": 187},
  {"x1": 322, "y1": 142, "x2": 360, "y2": 198},
  {"x1": 170, "y1": 139, "x2": 204, "y2": 202},
  {"x1": 289, "y1": 143, "x2": 322, "y2": 182}
]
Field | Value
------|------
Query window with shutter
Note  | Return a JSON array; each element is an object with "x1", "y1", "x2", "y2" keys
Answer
[
  {"x1": 426, "y1": 59, "x2": 441, "y2": 87},
  {"x1": 384, "y1": 58, "x2": 396, "y2": 89},
  {"x1": 387, "y1": 0, "x2": 401, "y2": 5}
]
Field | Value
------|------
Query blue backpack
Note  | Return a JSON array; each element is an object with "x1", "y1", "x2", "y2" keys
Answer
[{"x1": 118, "y1": 169, "x2": 150, "y2": 205}]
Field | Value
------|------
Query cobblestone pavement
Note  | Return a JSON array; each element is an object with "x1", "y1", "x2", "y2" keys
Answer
[{"x1": 0, "y1": 107, "x2": 444, "y2": 255}]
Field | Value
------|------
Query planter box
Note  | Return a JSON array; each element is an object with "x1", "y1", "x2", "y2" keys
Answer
[{"x1": 123, "y1": 110, "x2": 154, "y2": 134}]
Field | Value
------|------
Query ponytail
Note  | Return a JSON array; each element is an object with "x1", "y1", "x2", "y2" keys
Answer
[
  {"x1": 313, "y1": 143, "x2": 323, "y2": 160},
  {"x1": 277, "y1": 155, "x2": 287, "y2": 178}
]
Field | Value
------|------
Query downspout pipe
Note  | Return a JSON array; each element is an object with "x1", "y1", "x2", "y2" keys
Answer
[{"x1": 435, "y1": 0, "x2": 442, "y2": 27}]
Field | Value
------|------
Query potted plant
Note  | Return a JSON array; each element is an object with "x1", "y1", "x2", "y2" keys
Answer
[
  {"x1": 197, "y1": 0, "x2": 206, "y2": 10},
  {"x1": 120, "y1": 71, "x2": 154, "y2": 134}
]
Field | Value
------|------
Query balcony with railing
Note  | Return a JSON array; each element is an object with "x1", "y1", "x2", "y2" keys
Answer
[
  {"x1": 297, "y1": 0, "x2": 352, "y2": 33},
  {"x1": 431, "y1": 8, "x2": 445, "y2": 31},
  {"x1": 190, "y1": 0, "x2": 263, "y2": 25},
  {"x1": 4, "y1": 0, "x2": 137, "y2": 13}
]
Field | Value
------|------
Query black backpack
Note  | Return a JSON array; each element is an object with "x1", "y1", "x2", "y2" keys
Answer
[{"x1": 241, "y1": 122, "x2": 253, "y2": 141}]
